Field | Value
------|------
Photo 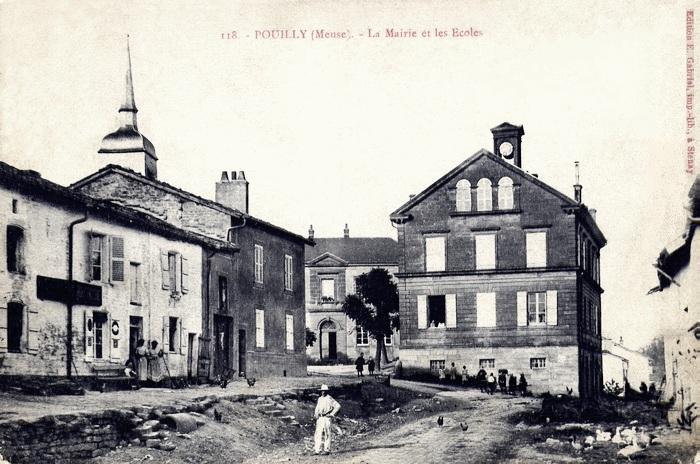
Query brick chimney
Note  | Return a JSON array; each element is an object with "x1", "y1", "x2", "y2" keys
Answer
[
  {"x1": 308, "y1": 225, "x2": 315, "y2": 240},
  {"x1": 573, "y1": 161, "x2": 582, "y2": 203},
  {"x1": 344, "y1": 223, "x2": 350, "y2": 238},
  {"x1": 216, "y1": 170, "x2": 249, "y2": 213}
]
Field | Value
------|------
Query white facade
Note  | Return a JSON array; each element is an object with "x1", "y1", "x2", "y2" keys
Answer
[{"x1": 602, "y1": 337, "x2": 653, "y2": 394}]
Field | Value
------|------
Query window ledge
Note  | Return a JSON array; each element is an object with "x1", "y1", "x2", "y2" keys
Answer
[{"x1": 450, "y1": 209, "x2": 521, "y2": 217}]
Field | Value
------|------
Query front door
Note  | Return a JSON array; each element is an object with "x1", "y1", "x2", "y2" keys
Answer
[
  {"x1": 238, "y1": 330, "x2": 246, "y2": 377},
  {"x1": 129, "y1": 316, "x2": 143, "y2": 362},
  {"x1": 214, "y1": 315, "x2": 231, "y2": 377},
  {"x1": 93, "y1": 313, "x2": 108, "y2": 360},
  {"x1": 328, "y1": 332, "x2": 337, "y2": 360}
]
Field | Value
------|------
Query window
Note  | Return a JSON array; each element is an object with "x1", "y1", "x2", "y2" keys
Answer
[
  {"x1": 530, "y1": 357, "x2": 546, "y2": 369},
  {"x1": 476, "y1": 292, "x2": 496, "y2": 327},
  {"x1": 11, "y1": 199, "x2": 18, "y2": 214},
  {"x1": 456, "y1": 179, "x2": 471, "y2": 211},
  {"x1": 254, "y1": 245, "x2": 264, "y2": 284},
  {"x1": 428, "y1": 295, "x2": 446, "y2": 327},
  {"x1": 356, "y1": 326, "x2": 369, "y2": 345},
  {"x1": 384, "y1": 332, "x2": 392, "y2": 346},
  {"x1": 476, "y1": 178, "x2": 492, "y2": 211},
  {"x1": 160, "y1": 251, "x2": 188, "y2": 294},
  {"x1": 168, "y1": 316, "x2": 178, "y2": 352},
  {"x1": 527, "y1": 292, "x2": 547, "y2": 325},
  {"x1": 321, "y1": 278, "x2": 335, "y2": 301},
  {"x1": 7, "y1": 302, "x2": 23, "y2": 352},
  {"x1": 219, "y1": 276, "x2": 228, "y2": 311},
  {"x1": 6, "y1": 226, "x2": 25, "y2": 274},
  {"x1": 430, "y1": 359, "x2": 445, "y2": 373},
  {"x1": 89, "y1": 235, "x2": 104, "y2": 281},
  {"x1": 255, "y1": 309, "x2": 265, "y2": 348},
  {"x1": 425, "y1": 236, "x2": 446, "y2": 272},
  {"x1": 285, "y1": 314, "x2": 294, "y2": 350},
  {"x1": 498, "y1": 177, "x2": 514, "y2": 209},
  {"x1": 129, "y1": 263, "x2": 141, "y2": 304},
  {"x1": 479, "y1": 359, "x2": 495, "y2": 369},
  {"x1": 168, "y1": 252, "x2": 177, "y2": 290},
  {"x1": 475, "y1": 233, "x2": 496, "y2": 270},
  {"x1": 526, "y1": 231, "x2": 547, "y2": 268},
  {"x1": 284, "y1": 254, "x2": 293, "y2": 291}
]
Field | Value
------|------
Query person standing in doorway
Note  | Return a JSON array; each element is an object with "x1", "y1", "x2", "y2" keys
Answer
[
  {"x1": 314, "y1": 384, "x2": 341, "y2": 455},
  {"x1": 135, "y1": 339, "x2": 148, "y2": 386},
  {"x1": 355, "y1": 352, "x2": 366, "y2": 377},
  {"x1": 367, "y1": 356, "x2": 376, "y2": 376},
  {"x1": 147, "y1": 340, "x2": 164, "y2": 385}
]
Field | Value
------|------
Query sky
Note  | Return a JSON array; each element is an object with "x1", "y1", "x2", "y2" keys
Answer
[{"x1": 1, "y1": 0, "x2": 696, "y2": 349}]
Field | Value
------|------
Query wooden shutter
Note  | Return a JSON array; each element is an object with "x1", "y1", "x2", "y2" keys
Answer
[
  {"x1": 162, "y1": 316, "x2": 170, "y2": 352},
  {"x1": 517, "y1": 291, "x2": 527, "y2": 327},
  {"x1": 180, "y1": 322, "x2": 187, "y2": 355},
  {"x1": 180, "y1": 255, "x2": 189, "y2": 294},
  {"x1": 84, "y1": 311, "x2": 94, "y2": 361},
  {"x1": 160, "y1": 251, "x2": 170, "y2": 290},
  {"x1": 174, "y1": 253, "x2": 183, "y2": 294},
  {"x1": 0, "y1": 305, "x2": 7, "y2": 353},
  {"x1": 26, "y1": 307, "x2": 40, "y2": 354},
  {"x1": 109, "y1": 317, "x2": 121, "y2": 361},
  {"x1": 417, "y1": 295, "x2": 428, "y2": 329},
  {"x1": 109, "y1": 236, "x2": 125, "y2": 282},
  {"x1": 445, "y1": 294, "x2": 457, "y2": 328},
  {"x1": 546, "y1": 290, "x2": 558, "y2": 326}
]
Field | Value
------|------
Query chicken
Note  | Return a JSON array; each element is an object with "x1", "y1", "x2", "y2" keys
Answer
[
  {"x1": 583, "y1": 435, "x2": 594, "y2": 446},
  {"x1": 460, "y1": 422, "x2": 468, "y2": 432},
  {"x1": 220, "y1": 377, "x2": 229, "y2": 389},
  {"x1": 213, "y1": 409, "x2": 222, "y2": 422},
  {"x1": 621, "y1": 427, "x2": 637, "y2": 445},
  {"x1": 437, "y1": 416, "x2": 444, "y2": 427},
  {"x1": 246, "y1": 377, "x2": 256, "y2": 387},
  {"x1": 617, "y1": 436, "x2": 643, "y2": 461},
  {"x1": 595, "y1": 428, "x2": 612, "y2": 442},
  {"x1": 611, "y1": 427, "x2": 624, "y2": 446},
  {"x1": 568, "y1": 436, "x2": 583, "y2": 452},
  {"x1": 638, "y1": 428, "x2": 656, "y2": 448}
]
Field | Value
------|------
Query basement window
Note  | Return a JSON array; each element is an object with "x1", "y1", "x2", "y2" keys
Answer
[
  {"x1": 6, "y1": 225, "x2": 25, "y2": 274},
  {"x1": 530, "y1": 357, "x2": 546, "y2": 369},
  {"x1": 479, "y1": 359, "x2": 495, "y2": 369},
  {"x1": 430, "y1": 360, "x2": 445, "y2": 373},
  {"x1": 427, "y1": 295, "x2": 446, "y2": 327}
]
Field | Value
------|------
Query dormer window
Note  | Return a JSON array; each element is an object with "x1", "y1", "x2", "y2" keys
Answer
[
  {"x1": 455, "y1": 179, "x2": 471, "y2": 211},
  {"x1": 477, "y1": 178, "x2": 492, "y2": 211},
  {"x1": 497, "y1": 177, "x2": 514, "y2": 209}
]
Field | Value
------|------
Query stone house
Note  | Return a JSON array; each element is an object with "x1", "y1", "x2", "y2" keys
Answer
[
  {"x1": 389, "y1": 123, "x2": 606, "y2": 397},
  {"x1": 69, "y1": 40, "x2": 310, "y2": 379},
  {"x1": 652, "y1": 174, "x2": 699, "y2": 440},
  {"x1": 0, "y1": 161, "x2": 235, "y2": 380},
  {"x1": 305, "y1": 225, "x2": 400, "y2": 363}
]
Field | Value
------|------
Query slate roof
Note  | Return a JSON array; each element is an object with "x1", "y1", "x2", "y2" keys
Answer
[
  {"x1": 0, "y1": 161, "x2": 237, "y2": 252},
  {"x1": 305, "y1": 237, "x2": 400, "y2": 265}
]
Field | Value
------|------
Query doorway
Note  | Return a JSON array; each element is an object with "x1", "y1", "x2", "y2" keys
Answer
[
  {"x1": 129, "y1": 316, "x2": 143, "y2": 362},
  {"x1": 93, "y1": 313, "x2": 108, "y2": 360},
  {"x1": 319, "y1": 320, "x2": 337, "y2": 361},
  {"x1": 214, "y1": 315, "x2": 232, "y2": 378},
  {"x1": 238, "y1": 330, "x2": 246, "y2": 377},
  {"x1": 328, "y1": 332, "x2": 337, "y2": 360}
]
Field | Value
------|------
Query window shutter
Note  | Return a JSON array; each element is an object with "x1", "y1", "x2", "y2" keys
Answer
[
  {"x1": 476, "y1": 293, "x2": 496, "y2": 328},
  {"x1": 417, "y1": 295, "x2": 428, "y2": 329},
  {"x1": 0, "y1": 305, "x2": 7, "y2": 353},
  {"x1": 84, "y1": 311, "x2": 94, "y2": 361},
  {"x1": 86, "y1": 232, "x2": 94, "y2": 281},
  {"x1": 517, "y1": 291, "x2": 527, "y2": 327},
  {"x1": 180, "y1": 255, "x2": 189, "y2": 294},
  {"x1": 174, "y1": 253, "x2": 183, "y2": 294},
  {"x1": 180, "y1": 322, "x2": 187, "y2": 355},
  {"x1": 110, "y1": 317, "x2": 121, "y2": 361},
  {"x1": 546, "y1": 290, "x2": 558, "y2": 326},
  {"x1": 445, "y1": 294, "x2": 457, "y2": 328},
  {"x1": 109, "y1": 236, "x2": 125, "y2": 282},
  {"x1": 162, "y1": 316, "x2": 170, "y2": 352},
  {"x1": 160, "y1": 251, "x2": 170, "y2": 290},
  {"x1": 26, "y1": 307, "x2": 39, "y2": 354}
]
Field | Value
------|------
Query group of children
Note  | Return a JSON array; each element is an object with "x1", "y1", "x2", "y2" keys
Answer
[{"x1": 437, "y1": 362, "x2": 529, "y2": 396}]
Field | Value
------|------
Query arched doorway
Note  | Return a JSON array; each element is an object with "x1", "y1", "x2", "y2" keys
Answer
[{"x1": 319, "y1": 320, "x2": 337, "y2": 361}]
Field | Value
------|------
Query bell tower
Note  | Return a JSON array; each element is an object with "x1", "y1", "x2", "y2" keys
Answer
[{"x1": 490, "y1": 122, "x2": 524, "y2": 168}]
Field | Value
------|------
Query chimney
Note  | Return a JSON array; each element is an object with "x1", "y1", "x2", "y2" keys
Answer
[
  {"x1": 409, "y1": 194, "x2": 416, "y2": 200},
  {"x1": 343, "y1": 223, "x2": 350, "y2": 238},
  {"x1": 215, "y1": 170, "x2": 249, "y2": 213},
  {"x1": 308, "y1": 225, "x2": 315, "y2": 240},
  {"x1": 589, "y1": 208, "x2": 597, "y2": 220},
  {"x1": 573, "y1": 161, "x2": 582, "y2": 203}
]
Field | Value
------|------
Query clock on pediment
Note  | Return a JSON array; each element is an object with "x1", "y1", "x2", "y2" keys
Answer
[{"x1": 490, "y1": 122, "x2": 524, "y2": 168}]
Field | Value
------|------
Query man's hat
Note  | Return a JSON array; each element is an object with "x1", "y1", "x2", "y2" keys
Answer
[{"x1": 320, "y1": 384, "x2": 329, "y2": 391}]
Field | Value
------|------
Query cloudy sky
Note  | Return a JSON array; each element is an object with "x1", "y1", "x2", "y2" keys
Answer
[{"x1": 1, "y1": 0, "x2": 695, "y2": 349}]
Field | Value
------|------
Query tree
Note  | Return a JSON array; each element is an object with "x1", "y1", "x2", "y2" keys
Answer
[
  {"x1": 342, "y1": 268, "x2": 399, "y2": 371},
  {"x1": 305, "y1": 328, "x2": 317, "y2": 348}
]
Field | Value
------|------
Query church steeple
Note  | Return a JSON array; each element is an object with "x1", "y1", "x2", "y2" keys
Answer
[{"x1": 98, "y1": 35, "x2": 158, "y2": 180}]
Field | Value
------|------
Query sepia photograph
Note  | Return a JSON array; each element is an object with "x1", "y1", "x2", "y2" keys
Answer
[{"x1": 0, "y1": 1, "x2": 698, "y2": 462}]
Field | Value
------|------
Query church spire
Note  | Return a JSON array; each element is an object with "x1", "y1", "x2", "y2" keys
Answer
[{"x1": 119, "y1": 35, "x2": 138, "y2": 127}]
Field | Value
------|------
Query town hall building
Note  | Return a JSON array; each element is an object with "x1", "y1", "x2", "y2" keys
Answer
[{"x1": 390, "y1": 123, "x2": 606, "y2": 397}]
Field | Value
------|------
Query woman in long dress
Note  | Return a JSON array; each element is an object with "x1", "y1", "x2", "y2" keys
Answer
[
  {"x1": 135, "y1": 339, "x2": 148, "y2": 384},
  {"x1": 147, "y1": 340, "x2": 163, "y2": 385}
]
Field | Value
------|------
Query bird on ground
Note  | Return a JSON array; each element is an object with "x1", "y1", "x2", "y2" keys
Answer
[
  {"x1": 595, "y1": 428, "x2": 612, "y2": 442},
  {"x1": 565, "y1": 386, "x2": 574, "y2": 396},
  {"x1": 220, "y1": 377, "x2": 229, "y2": 389},
  {"x1": 213, "y1": 409, "x2": 222, "y2": 422},
  {"x1": 611, "y1": 427, "x2": 624, "y2": 446},
  {"x1": 621, "y1": 427, "x2": 637, "y2": 445},
  {"x1": 568, "y1": 435, "x2": 583, "y2": 452},
  {"x1": 437, "y1": 416, "x2": 444, "y2": 427},
  {"x1": 583, "y1": 435, "x2": 595, "y2": 446},
  {"x1": 617, "y1": 436, "x2": 643, "y2": 461},
  {"x1": 460, "y1": 422, "x2": 468, "y2": 432},
  {"x1": 247, "y1": 377, "x2": 256, "y2": 387},
  {"x1": 638, "y1": 428, "x2": 657, "y2": 448}
]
